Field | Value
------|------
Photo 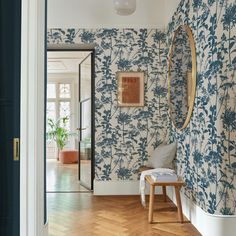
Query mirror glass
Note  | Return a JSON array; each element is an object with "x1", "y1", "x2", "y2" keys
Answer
[{"x1": 168, "y1": 25, "x2": 196, "y2": 130}]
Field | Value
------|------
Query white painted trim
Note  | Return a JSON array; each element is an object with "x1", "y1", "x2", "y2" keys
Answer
[
  {"x1": 93, "y1": 180, "x2": 163, "y2": 195},
  {"x1": 48, "y1": 74, "x2": 77, "y2": 80},
  {"x1": 20, "y1": 0, "x2": 47, "y2": 235},
  {"x1": 167, "y1": 188, "x2": 236, "y2": 236},
  {"x1": 94, "y1": 180, "x2": 140, "y2": 195},
  {"x1": 47, "y1": 43, "x2": 96, "y2": 50}
]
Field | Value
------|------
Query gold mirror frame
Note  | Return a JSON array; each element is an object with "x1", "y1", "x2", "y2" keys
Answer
[{"x1": 168, "y1": 24, "x2": 197, "y2": 130}]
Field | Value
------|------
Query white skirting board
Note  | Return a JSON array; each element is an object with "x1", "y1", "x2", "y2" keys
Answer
[
  {"x1": 94, "y1": 180, "x2": 236, "y2": 236},
  {"x1": 166, "y1": 187, "x2": 236, "y2": 236},
  {"x1": 42, "y1": 223, "x2": 48, "y2": 236},
  {"x1": 93, "y1": 180, "x2": 163, "y2": 195}
]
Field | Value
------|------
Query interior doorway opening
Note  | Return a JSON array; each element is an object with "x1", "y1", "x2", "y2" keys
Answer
[{"x1": 46, "y1": 49, "x2": 95, "y2": 194}]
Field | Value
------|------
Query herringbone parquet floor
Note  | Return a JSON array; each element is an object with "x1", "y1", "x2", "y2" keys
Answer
[{"x1": 47, "y1": 193, "x2": 201, "y2": 236}]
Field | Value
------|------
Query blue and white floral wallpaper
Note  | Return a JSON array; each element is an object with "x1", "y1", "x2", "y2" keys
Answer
[
  {"x1": 47, "y1": 28, "x2": 169, "y2": 180},
  {"x1": 169, "y1": 25, "x2": 192, "y2": 128},
  {"x1": 167, "y1": 0, "x2": 236, "y2": 215},
  {"x1": 47, "y1": 0, "x2": 235, "y2": 215}
]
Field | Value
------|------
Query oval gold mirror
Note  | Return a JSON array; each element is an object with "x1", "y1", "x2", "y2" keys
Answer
[{"x1": 168, "y1": 25, "x2": 196, "y2": 130}]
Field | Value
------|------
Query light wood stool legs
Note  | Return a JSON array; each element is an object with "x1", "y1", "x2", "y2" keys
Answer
[
  {"x1": 148, "y1": 185, "x2": 155, "y2": 223},
  {"x1": 175, "y1": 186, "x2": 183, "y2": 223},
  {"x1": 147, "y1": 182, "x2": 184, "y2": 223},
  {"x1": 145, "y1": 176, "x2": 184, "y2": 224},
  {"x1": 162, "y1": 186, "x2": 167, "y2": 202}
]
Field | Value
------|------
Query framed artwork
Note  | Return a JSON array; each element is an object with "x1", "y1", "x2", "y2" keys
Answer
[{"x1": 117, "y1": 71, "x2": 144, "y2": 107}]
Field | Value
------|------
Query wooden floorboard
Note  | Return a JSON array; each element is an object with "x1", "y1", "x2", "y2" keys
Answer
[
  {"x1": 47, "y1": 194, "x2": 201, "y2": 236},
  {"x1": 46, "y1": 159, "x2": 89, "y2": 192}
]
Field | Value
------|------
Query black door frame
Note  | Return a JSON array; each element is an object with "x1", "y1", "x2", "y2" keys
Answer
[
  {"x1": 78, "y1": 52, "x2": 94, "y2": 190},
  {"x1": 45, "y1": 48, "x2": 95, "y2": 191}
]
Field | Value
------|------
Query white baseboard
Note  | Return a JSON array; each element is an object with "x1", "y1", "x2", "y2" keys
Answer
[
  {"x1": 42, "y1": 223, "x2": 48, "y2": 236},
  {"x1": 94, "y1": 180, "x2": 139, "y2": 195},
  {"x1": 93, "y1": 180, "x2": 163, "y2": 195},
  {"x1": 166, "y1": 187, "x2": 236, "y2": 236}
]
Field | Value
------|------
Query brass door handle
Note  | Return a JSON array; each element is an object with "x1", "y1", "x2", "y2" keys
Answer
[{"x1": 13, "y1": 138, "x2": 20, "y2": 161}]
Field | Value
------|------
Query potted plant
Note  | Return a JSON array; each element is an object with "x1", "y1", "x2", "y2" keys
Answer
[{"x1": 47, "y1": 116, "x2": 71, "y2": 161}]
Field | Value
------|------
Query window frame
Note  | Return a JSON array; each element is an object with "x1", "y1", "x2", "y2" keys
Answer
[{"x1": 47, "y1": 79, "x2": 74, "y2": 132}]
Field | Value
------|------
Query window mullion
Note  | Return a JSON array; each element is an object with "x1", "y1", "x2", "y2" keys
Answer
[{"x1": 56, "y1": 82, "x2": 60, "y2": 121}]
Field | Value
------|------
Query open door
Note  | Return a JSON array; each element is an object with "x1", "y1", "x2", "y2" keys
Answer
[
  {"x1": 78, "y1": 52, "x2": 94, "y2": 190},
  {"x1": 0, "y1": 0, "x2": 21, "y2": 235}
]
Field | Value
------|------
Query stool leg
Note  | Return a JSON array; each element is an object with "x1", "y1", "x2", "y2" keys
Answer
[
  {"x1": 175, "y1": 186, "x2": 183, "y2": 223},
  {"x1": 148, "y1": 185, "x2": 155, "y2": 223},
  {"x1": 162, "y1": 186, "x2": 167, "y2": 202}
]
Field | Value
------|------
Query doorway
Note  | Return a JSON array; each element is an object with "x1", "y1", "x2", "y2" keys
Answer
[
  {"x1": 78, "y1": 54, "x2": 94, "y2": 190},
  {"x1": 0, "y1": 1, "x2": 21, "y2": 235},
  {"x1": 46, "y1": 49, "x2": 95, "y2": 195}
]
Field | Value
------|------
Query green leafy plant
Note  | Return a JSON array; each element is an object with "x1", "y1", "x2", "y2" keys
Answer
[{"x1": 47, "y1": 116, "x2": 71, "y2": 160}]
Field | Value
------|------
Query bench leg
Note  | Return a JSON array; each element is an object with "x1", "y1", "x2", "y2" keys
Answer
[
  {"x1": 162, "y1": 186, "x2": 167, "y2": 202},
  {"x1": 148, "y1": 185, "x2": 155, "y2": 223},
  {"x1": 175, "y1": 186, "x2": 183, "y2": 223}
]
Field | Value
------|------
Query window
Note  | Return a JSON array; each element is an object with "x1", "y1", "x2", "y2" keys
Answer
[
  {"x1": 46, "y1": 83, "x2": 71, "y2": 131},
  {"x1": 46, "y1": 82, "x2": 72, "y2": 159},
  {"x1": 47, "y1": 101, "x2": 56, "y2": 131},
  {"x1": 47, "y1": 83, "x2": 56, "y2": 99},
  {"x1": 59, "y1": 83, "x2": 71, "y2": 98}
]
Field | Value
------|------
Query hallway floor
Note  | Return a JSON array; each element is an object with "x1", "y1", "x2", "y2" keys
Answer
[
  {"x1": 46, "y1": 160, "x2": 201, "y2": 236},
  {"x1": 47, "y1": 194, "x2": 201, "y2": 236},
  {"x1": 46, "y1": 159, "x2": 89, "y2": 192}
]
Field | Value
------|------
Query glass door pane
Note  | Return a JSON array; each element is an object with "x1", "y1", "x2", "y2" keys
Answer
[
  {"x1": 80, "y1": 99, "x2": 91, "y2": 188},
  {"x1": 78, "y1": 54, "x2": 93, "y2": 190},
  {"x1": 46, "y1": 102, "x2": 57, "y2": 159}
]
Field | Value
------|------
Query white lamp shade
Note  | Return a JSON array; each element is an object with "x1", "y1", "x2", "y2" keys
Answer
[{"x1": 113, "y1": 0, "x2": 136, "y2": 16}]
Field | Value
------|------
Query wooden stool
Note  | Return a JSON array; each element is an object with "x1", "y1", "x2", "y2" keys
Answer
[{"x1": 145, "y1": 175, "x2": 184, "y2": 223}]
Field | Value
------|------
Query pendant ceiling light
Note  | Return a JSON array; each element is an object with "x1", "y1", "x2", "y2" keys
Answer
[{"x1": 113, "y1": 0, "x2": 136, "y2": 16}]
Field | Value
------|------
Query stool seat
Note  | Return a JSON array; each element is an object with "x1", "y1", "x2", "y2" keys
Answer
[{"x1": 59, "y1": 150, "x2": 79, "y2": 164}]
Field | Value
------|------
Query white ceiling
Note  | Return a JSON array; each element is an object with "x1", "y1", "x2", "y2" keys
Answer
[
  {"x1": 47, "y1": 0, "x2": 181, "y2": 74},
  {"x1": 48, "y1": 0, "x2": 181, "y2": 28},
  {"x1": 47, "y1": 51, "x2": 91, "y2": 74}
]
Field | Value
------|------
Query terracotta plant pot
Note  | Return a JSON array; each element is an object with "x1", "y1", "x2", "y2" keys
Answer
[{"x1": 59, "y1": 150, "x2": 79, "y2": 164}]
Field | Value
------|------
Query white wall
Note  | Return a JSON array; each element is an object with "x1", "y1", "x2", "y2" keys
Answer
[
  {"x1": 47, "y1": 0, "x2": 180, "y2": 28},
  {"x1": 164, "y1": 0, "x2": 181, "y2": 24}
]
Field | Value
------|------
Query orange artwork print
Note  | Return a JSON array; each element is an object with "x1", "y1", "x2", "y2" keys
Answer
[{"x1": 121, "y1": 77, "x2": 140, "y2": 104}]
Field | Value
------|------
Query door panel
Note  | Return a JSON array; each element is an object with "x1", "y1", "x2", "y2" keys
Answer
[
  {"x1": 79, "y1": 98, "x2": 92, "y2": 188},
  {"x1": 0, "y1": 0, "x2": 21, "y2": 235},
  {"x1": 78, "y1": 53, "x2": 94, "y2": 190}
]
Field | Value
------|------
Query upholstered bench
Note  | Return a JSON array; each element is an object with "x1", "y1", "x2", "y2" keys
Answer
[{"x1": 59, "y1": 150, "x2": 79, "y2": 164}]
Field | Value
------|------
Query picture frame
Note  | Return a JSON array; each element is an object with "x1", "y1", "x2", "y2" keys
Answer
[{"x1": 117, "y1": 71, "x2": 144, "y2": 107}]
